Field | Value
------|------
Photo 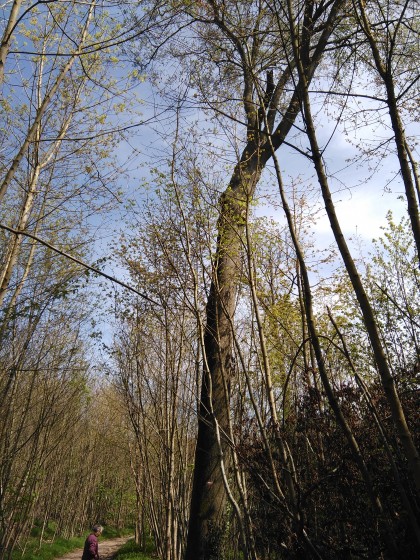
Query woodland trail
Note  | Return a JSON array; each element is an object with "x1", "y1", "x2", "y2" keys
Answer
[{"x1": 53, "y1": 536, "x2": 133, "y2": 560}]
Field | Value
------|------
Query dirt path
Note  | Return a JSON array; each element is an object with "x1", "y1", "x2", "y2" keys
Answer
[{"x1": 54, "y1": 536, "x2": 133, "y2": 560}]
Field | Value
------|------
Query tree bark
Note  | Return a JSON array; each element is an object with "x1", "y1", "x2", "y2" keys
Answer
[
  {"x1": 185, "y1": 1, "x2": 347, "y2": 556},
  {"x1": 185, "y1": 152, "x2": 263, "y2": 560},
  {"x1": 0, "y1": 0, "x2": 22, "y2": 86}
]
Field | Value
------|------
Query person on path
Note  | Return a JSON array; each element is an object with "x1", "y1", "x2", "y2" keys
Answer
[{"x1": 82, "y1": 524, "x2": 103, "y2": 560}]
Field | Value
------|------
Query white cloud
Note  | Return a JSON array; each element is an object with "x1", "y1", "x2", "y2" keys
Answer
[{"x1": 315, "y1": 187, "x2": 406, "y2": 241}]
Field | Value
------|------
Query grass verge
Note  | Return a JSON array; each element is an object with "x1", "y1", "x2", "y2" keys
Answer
[
  {"x1": 10, "y1": 535, "x2": 85, "y2": 560},
  {"x1": 10, "y1": 526, "x2": 137, "y2": 560},
  {"x1": 112, "y1": 538, "x2": 156, "y2": 560}
]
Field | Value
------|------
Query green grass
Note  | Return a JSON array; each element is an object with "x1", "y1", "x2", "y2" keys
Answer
[
  {"x1": 102, "y1": 526, "x2": 135, "y2": 539},
  {"x1": 112, "y1": 537, "x2": 156, "y2": 560},
  {"x1": 11, "y1": 535, "x2": 86, "y2": 560},
  {"x1": 10, "y1": 525, "x2": 138, "y2": 560}
]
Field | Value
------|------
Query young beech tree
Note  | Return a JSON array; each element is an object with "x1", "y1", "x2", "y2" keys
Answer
[
  {"x1": 366, "y1": 214, "x2": 420, "y2": 376},
  {"x1": 0, "y1": 288, "x2": 90, "y2": 557},
  {"x1": 0, "y1": 0, "x2": 139, "y2": 313},
  {"x1": 0, "y1": 2, "x2": 147, "y2": 556},
  {"x1": 282, "y1": 0, "x2": 420, "y2": 497},
  {"x1": 353, "y1": 0, "x2": 420, "y2": 260},
  {"x1": 112, "y1": 287, "x2": 198, "y2": 558}
]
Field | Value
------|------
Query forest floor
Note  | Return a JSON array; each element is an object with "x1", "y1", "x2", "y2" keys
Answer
[{"x1": 54, "y1": 536, "x2": 133, "y2": 560}]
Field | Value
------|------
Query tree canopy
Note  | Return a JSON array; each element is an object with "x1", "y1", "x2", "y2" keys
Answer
[{"x1": 0, "y1": 1, "x2": 419, "y2": 560}]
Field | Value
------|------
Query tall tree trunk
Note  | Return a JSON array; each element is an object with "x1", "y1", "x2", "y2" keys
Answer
[
  {"x1": 185, "y1": 153, "x2": 263, "y2": 560},
  {"x1": 184, "y1": 2, "x2": 347, "y2": 556}
]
